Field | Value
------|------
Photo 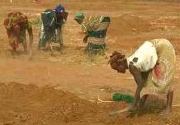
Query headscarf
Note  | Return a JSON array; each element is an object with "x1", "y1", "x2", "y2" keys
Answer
[
  {"x1": 74, "y1": 12, "x2": 84, "y2": 19},
  {"x1": 109, "y1": 51, "x2": 126, "y2": 71},
  {"x1": 55, "y1": 4, "x2": 65, "y2": 12}
]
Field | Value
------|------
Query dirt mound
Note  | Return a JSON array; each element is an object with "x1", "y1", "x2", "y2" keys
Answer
[
  {"x1": 0, "y1": 82, "x2": 180, "y2": 125},
  {"x1": 108, "y1": 14, "x2": 151, "y2": 37},
  {"x1": 0, "y1": 82, "x2": 124, "y2": 125},
  {"x1": 151, "y1": 16, "x2": 180, "y2": 30}
]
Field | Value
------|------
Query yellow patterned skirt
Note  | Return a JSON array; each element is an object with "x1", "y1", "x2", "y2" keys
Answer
[{"x1": 141, "y1": 39, "x2": 176, "y2": 98}]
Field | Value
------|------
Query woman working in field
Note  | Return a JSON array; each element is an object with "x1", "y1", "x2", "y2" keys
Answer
[{"x1": 109, "y1": 38, "x2": 176, "y2": 115}]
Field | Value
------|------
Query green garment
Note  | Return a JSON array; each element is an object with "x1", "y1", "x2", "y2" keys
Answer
[{"x1": 112, "y1": 93, "x2": 135, "y2": 103}]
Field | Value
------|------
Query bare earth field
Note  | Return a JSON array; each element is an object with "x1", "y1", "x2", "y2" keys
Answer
[{"x1": 0, "y1": 0, "x2": 180, "y2": 125}]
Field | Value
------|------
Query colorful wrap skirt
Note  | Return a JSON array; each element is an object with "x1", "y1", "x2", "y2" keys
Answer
[
  {"x1": 4, "y1": 11, "x2": 30, "y2": 50},
  {"x1": 141, "y1": 39, "x2": 176, "y2": 97}
]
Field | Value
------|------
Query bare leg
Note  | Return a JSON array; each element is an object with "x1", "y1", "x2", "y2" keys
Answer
[
  {"x1": 55, "y1": 27, "x2": 63, "y2": 49},
  {"x1": 139, "y1": 94, "x2": 149, "y2": 108},
  {"x1": 22, "y1": 41, "x2": 28, "y2": 53},
  {"x1": 57, "y1": 28, "x2": 63, "y2": 53},
  {"x1": 48, "y1": 41, "x2": 54, "y2": 55},
  {"x1": 38, "y1": 23, "x2": 45, "y2": 49},
  {"x1": 59, "y1": 26, "x2": 63, "y2": 46},
  {"x1": 109, "y1": 103, "x2": 133, "y2": 116},
  {"x1": 11, "y1": 46, "x2": 17, "y2": 55},
  {"x1": 164, "y1": 90, "x2": 173, "y2": 114}
]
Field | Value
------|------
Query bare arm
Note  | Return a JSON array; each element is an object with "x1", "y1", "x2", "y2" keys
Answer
[{"x1": 129, "y1": 63, "x2": 145, "y2": 108}]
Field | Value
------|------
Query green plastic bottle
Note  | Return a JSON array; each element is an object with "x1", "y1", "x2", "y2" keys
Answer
[{"x1": 112, "y1": 93, "x2": 134, "y2": 103}]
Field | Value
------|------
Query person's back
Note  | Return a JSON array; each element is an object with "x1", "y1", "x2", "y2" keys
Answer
[
  {"x1": 40, "y1": 9, "x2": 57, "y2": 47},
  {"x1": 4, "y1": 11, "x2": 33, "y2": 53},
  {"x1": 41, "y1": 9, "x2": 57, "y2": 31},
  {"x1": 4, "y1": 11, "x2": 30, "y2": 38},
  {"x1": 127, "y1": 41, "x2": 158, "y2": 72},
  {"x1": 82, "y1": 15, "x2": 110, "y2": 44},
  {"x1": 109, "y1": 38, "x2": 176, "y2": 115},
  {"x1": 74, "y1": 13, "x2": 110, "y2": 60},
  {"x1": 38, "y1": 4, "x2": 68, "y2": 49}
]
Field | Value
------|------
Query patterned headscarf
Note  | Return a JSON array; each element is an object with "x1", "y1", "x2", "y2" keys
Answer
[{"x1": 109, "y1": 51, "x2": 126, "y2": 71}]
